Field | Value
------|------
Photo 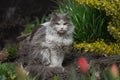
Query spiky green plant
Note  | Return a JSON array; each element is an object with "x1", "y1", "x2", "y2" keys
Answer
[{"x1": 70, "y1": 67, "x2": 77, "y2": 80}]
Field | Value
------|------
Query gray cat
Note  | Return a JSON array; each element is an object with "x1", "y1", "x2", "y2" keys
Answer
[{"x1": 20, "y1": 13, "x2": 75, "y2": 70}]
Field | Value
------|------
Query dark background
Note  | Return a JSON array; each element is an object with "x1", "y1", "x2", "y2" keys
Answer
[
  {"x1": 0, "y1": 0, "x2": 57, "y2": 50},
  {"x1": 0, "y1": 0, "x2": 57, "y2": 20}
]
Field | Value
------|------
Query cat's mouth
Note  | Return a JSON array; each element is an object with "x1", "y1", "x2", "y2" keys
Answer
[{"x1": 58, "y1": 30, "x2": 66, "y2": 34}]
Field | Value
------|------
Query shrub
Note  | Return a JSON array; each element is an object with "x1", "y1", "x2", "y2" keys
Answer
[
  {"x1": 7, "y1": 45, "x2": 19, "y2": 61},
  {"x1": 0, "y1": 63, "x2": 17, "y2": 80},
  {"x1": 74, "y1": 40, "x2": 120, "y2": 55}
]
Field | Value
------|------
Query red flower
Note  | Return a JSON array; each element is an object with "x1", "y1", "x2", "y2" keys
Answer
[
  {"x1": 111, "y1": 63, "x2": 119, "y2": 79},
  {"x1": 78, "y1": 57, "x2": 90, "y2": 73}
]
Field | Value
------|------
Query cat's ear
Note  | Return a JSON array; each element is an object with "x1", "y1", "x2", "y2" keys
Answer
[
  {"x1": 51, "y1": 12, "x2": 58, "y2": 21},
  {"x1": 64, "y1": 13, "x2": 70, "y2": 20}
]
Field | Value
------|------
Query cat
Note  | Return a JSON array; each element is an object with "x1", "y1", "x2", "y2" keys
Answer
[{"x1": 20, "y1": 13, "x2": 75, "y2": 70}]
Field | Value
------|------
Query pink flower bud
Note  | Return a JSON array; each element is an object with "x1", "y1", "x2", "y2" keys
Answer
[
  {"x1": 111, "y1": 63, "x2": 119, "y2": 79},
  {"x1": 78, "y1": 57, "x2": 90, "y2": 73}
]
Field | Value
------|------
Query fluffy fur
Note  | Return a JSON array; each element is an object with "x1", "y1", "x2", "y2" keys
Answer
[
  {"x1": 27, "y1": 13, "x2": 74, "y2": 69},
  {"x1": 43, "y1": 13, "x2": 74, "y2": 68}
]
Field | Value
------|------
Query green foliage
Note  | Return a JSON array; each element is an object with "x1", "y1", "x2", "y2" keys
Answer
[
  {"x1": 7, "y1": 45, "x2": 19, "y2": 61},
  {"x1": 24, "y1": 73, "x2": 39, "y2": 80},
  {"x1": 0, "y1": 63, "x2": 17, "y2": 80},
  {"x1": 76, "y1": 0, "x2": 120, "y2": 42},
  {"x1": 0, "y1": 63, "x2": 38, "y2": 80},
  {"x1": 22, "y1": 17, "x2": 45, "y2": 34},
  {"x1": 21, "y1": 76, "x2": 37, "y2": 80},
  {"x1": 101, "y1": 67, "x2": 120, "y2": 80},
  {"x1": 35, "y1": 16, "x2": 45, "y2": 26},
  {"x1": 56, "y1": 0, "x2": 114, "y2": 42},
  {"x1": 68, "y1": 62, "x2": 120, "y2": 80},
  {"x1": 54, "y1": 75, "x2": 59, "y2": 80},
  {"x1": 0, "y1": 63, "x2": 119, "y2": 80},
  {"x1": 22, "y1": 23, "x2": 35, "y2": 34},
  {"x1": 90, "y1": 62, "x2": 96, "y2": 80},
  {"x1": 57, "y1": 0, "x2": 119, "y2": 55},
  {"x1": 70, "y1": 68, "x2": 77, "y2": 80}
]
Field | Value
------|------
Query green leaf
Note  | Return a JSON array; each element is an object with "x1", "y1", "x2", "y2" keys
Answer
[
  {"x1": 54, "y1": 75, "x2": 59, "y2": 80},
  {"x1": 70, "y1": 67, "x2": 77, "y2": 80}
]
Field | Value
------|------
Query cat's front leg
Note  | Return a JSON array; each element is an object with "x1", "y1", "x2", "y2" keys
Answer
[
  {"x1": 40, "y1": 48, "x2": 51, "y2": 66},
  {"x1": 49, "y1": 49, "x2": 65, "y2": 71}
]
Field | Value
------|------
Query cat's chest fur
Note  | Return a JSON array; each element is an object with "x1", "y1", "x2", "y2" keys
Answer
[{"x1": 45, "y1": 34, "x2": 73, "y2": 47}]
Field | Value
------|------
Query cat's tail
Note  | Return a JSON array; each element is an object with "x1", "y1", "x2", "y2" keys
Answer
[{"x1": 25, "y1": 65, "x2": 64, "y2": 80}]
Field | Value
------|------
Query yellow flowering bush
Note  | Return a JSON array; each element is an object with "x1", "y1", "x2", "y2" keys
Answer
[
  {"x1": 76, "y1": 0, "x2": 120, "y2": 42},
  {"x1": 75, "y1": 0, "x2": 120, "y2": 55},
  {"x1": 74, "y1": 40, "x2": 120, "y2": 55},
  {"x1": 108, "y1": 22, "x2": 120, "y2": 42}
]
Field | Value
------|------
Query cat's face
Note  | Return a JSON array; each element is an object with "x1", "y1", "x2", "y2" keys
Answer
[{"x1": 50, "y1": 13, "x2": 74, "y2": 34}]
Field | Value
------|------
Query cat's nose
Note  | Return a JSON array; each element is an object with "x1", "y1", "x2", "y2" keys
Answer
[{"x1": 61, "y1": 28, "x2": 63, "y2": 30}]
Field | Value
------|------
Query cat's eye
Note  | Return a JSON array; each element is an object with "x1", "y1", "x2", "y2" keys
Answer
[
  {"x1": 55, "y1": 22, "x2": 60, "y2": 25},
  {"x1": 63, "y1": 22, "x2": 68, "y2": 25}
]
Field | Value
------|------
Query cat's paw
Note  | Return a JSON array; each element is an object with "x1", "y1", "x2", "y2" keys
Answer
[
  {"x1": 49, "y1": 64, "x2": 55, "y2": 67},
  {"x1": 60, "y1": 66, "x2": 65, "y2": 72},
  {"x1": 43, "y1": 59, "x2": 50, "y2": 66},
  {"x1": 49, "y1": 65, "x2": 65, "y2": 72}
]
